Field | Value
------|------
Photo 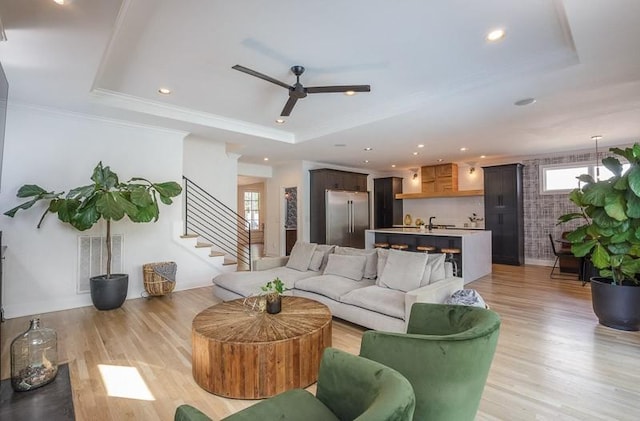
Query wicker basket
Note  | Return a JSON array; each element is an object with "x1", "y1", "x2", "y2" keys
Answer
[{"x1": 143, "y1": 262, "x2": 177, "y2": 296}]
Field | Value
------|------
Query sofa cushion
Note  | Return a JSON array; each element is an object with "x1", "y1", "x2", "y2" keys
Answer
[
  {"x1": 340, "y1": 285, "x2": 406, "y2": 320},
  {"x1": 309, "y1": 250, "x2": 325, "y2": 272},
  {"x1": 423, "y1": 253, "x2": 446, "y2": 285},
  {"x1": 295, "y1": 275, "x2": 375, "y2": 302},
  {"x1": 287, "y1": 242, "x2": 318, "y2": 271},
  {"x1": 378, "y1": 249, "x2": 427, "y2": 292},
  {"x1": 376, "y1": 248, "x2": 389, "y2": 281},
  {"x1": 309, "y1": 244, "x2": 336, "y2": 271},
  {"x1": 323, "y1": 254, "x2": 367, "y2": 281},
  {"x1": 335, "y1": 246, "x2": 378, "y2": 279},
  {"x1": 213, "y1": 266, "x2": 319, "y2": 298}
]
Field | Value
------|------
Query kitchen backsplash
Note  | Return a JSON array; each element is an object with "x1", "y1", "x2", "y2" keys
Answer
[{"x1": 401, "y1": 196, "x2": 485, "y2": 228}]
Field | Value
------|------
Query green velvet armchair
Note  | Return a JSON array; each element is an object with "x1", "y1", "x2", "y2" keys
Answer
[
  {"x1": 175, "y1": 347, "x2": 416, "y2": 421},
  {"x1": 359, "y1": 303, "x2": 501, "y2": 421}
]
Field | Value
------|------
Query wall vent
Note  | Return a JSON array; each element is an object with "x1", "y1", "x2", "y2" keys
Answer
[{"x1": 77, "y1": 235, "x2": 124, "y2": 294}]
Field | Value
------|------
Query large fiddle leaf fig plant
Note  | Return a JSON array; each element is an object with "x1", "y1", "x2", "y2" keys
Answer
[
  {"x1": 4, "y1": 162, "x2": 182, "y2": 278},
  {"x1": 558, "y1": 145, "x2": 640, "y2": 285}
]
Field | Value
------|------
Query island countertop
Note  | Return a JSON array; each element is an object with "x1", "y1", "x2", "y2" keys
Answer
[{"x1": 366, "y1": 228, "x2": 488, "y2": 237}]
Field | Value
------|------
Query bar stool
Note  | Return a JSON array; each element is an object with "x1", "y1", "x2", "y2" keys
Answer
[
  {"x1": 374, "y1": 242, "x2": 390, "y2": 249},
  {"x1": 441, "y1": 247, "x2": 461, "y2": 276},
  {"x1": 416, "y1": 245, "x2": 437, "y2": 253},
  {"x1": 390, "y1": 244, "x2": 409, "y2": 251}
]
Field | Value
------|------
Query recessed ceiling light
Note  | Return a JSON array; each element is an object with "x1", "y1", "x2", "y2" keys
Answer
[
  {"x1": 53, "y1": 0, "x2": 69, "y2": 4},
  {"x1": 591, "y1": 135, "x2": 603, "y2": 141},
  {"x1": 344, "y1": 90, "x2": 356, "y2": 96},
  {"x1": 275, "y1": 118, "x2": 285, "y2": 124},
  {"x1": 460, "y1": 147, "x2": 468, "y2": 152},
  {"x1": 391, "y1": 164, "x2": 396, "y2": 168},
  {"x1": 486, "y1": 28, "x2": 506, "y2": 42},
  {"x1": 417, "y1": 144, "x2": 424, "y2": 148},
  {"x1": 158, "y1": 88, "x2": 171, "y2": 95},
  {"x1": 412, "y1": 152, "x2": 419, "y2": 156},
  {"x1": 514, "y1": 97, "x2": 536, "y2": 106},
  {"x1": 364, "y1": 147, "x2": 373, "y2": 151},
  {"x1": 363, "y1": 160, "x2": 369, "y2": 164},
  {"x1": 480, "y1": 155, "x2": 486, "y2": 158},
  {"x1": 437, "y1": 158, "x2": 443, "y2": 162},
  {"x1": 263, "y1": 157, "x2": 269, "y2": 161}
]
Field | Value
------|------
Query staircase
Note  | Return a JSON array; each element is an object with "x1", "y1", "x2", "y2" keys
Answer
[{"x1": 179, "y1": 176, "x2": 253, "y2": 271}]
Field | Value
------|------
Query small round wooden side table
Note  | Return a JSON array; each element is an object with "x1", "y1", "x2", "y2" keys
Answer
[{"x1": 191, "y1": 296, "x2": 332, "y2": 399}]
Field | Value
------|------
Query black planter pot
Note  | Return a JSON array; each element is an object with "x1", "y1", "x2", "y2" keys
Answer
[
  {"x1": 591, "y1": 277, "x2": 640, "y2": 331},
  {"x1": 266, "y1": 296, "x2": 282, "y2": 314},
  {"x1": 90, "y1": 274, "x2": 129, "y2": 311}
]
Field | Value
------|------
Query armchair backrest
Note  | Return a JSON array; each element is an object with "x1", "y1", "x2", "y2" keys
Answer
[
  {"x1": 316, "y1": 348, "x2": 416, "y2": 421},
  {"x1": 360, "y1": 303, "x2": 501, "y2": 421}
]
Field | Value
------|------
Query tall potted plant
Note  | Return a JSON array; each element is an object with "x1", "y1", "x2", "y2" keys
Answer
[
  {"x1": 4, "y1": 162, "x2": 182, "y2": 310},
  {"x1": 558, "y1": 145, "x2": 640, "y2": 331}
]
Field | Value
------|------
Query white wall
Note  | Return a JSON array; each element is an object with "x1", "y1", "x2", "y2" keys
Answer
[
  {"x1": 183, "y1": 135, "x2": 238, "y2": 210},
  {"x1": 0, "y1": 106, "x2": 218, "y2": 318}
]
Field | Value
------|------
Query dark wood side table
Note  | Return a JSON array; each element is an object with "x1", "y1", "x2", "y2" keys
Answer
[{"x1": 192, "y1": 296, "x2": 332, "y2": 399}]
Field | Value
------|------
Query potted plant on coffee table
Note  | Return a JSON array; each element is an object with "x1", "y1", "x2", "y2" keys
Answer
[
  {"x1": 558, "y1": 144, "x2": 640, "y2": 331},
  {"x1": 261, "y1": 277, "x2": 285, "y2": 314},
  {"x1": 4, "y1": 162, "x2": 182, "y2": 310}
]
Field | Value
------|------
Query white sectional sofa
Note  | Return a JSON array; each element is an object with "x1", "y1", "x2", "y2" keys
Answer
[{"x1": 212, "y1": 243, "x2": 464, "y2": 333}]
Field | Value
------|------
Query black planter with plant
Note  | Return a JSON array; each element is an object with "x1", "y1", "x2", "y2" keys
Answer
[
  {"x1": 558, "y1": 145, "x2": 640, "y2": 331},
  {"x1": 261, "y1": 277, "x2": 285, "y2": 315},
  {"x1": 4, "y1": 162, "x2": 182, "y2": 311}
]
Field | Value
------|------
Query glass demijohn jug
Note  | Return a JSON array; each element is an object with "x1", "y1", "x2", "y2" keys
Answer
[{"x1": 10, "y1": 318, "x2": 58, "y2": 391}]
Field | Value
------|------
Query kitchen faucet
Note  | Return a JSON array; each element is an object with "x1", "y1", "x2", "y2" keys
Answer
[{"x1": 428, "y1": 216, "x2": 436, "y2": 231}]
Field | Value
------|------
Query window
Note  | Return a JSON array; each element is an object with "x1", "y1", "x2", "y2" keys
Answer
[
  {"x1": 540, "y1": 162, "x2": 630, "y2": 194},
  {"x1": 243, "y1": 191, "x2": 260, "y2": 230}
]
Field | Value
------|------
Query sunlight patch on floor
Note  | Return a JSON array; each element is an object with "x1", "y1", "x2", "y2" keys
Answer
[{"x1": 98, "y1": 364, "x2": 155, "y2": 401}]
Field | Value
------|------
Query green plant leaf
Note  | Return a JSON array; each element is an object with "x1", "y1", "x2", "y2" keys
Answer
[
  {"x1": 130, "y1": 201, "x2": 159, "y2": 223},
  {"x1": 627, "y1": 166, "x2": 640, "y2": 197},
  {"x1": 590, "y1": 243, "x2": 610, "y2": 267},
  {"x1": 130, "y1": 188, "x2": 154, "y2": 208},
  {"x1": 91, "y1": 162, "x2": 119, "y2": 189},
  {"x1": 576, "y1": 174, "x2": 594, "y2": 185},
  {"x1": 614, "y1": 175, "x2": 628, "y2": 190},
  {"x1": 625, "y1": 189, "x2": 640, "y2": 218},
  {"x1": 96, "y1": 191, "x2": 136, "y2": 220},
  {"x1": 4, "y1": 198, "x2": 41, "y2": 217},
  {"x1": 602, "y1": 157, "x2": 623, "y2": 177},
  {"x1": 591, "y1": 208, "x2": 621, "y2": 228},
  {"x1": 633, "y1": 144, "x2": 640, "y2": 160},
  {"x1": 610, "y1": 147, "x2": 635, "y2": 162},
  {"x1": 153, "y1": 182, "x2": 182, "y2": 198},
  {"x1": 565, "y1": 226, "x2": 587, "y2": 242},
  {"x1": 17, "y1": 184, "x2": 48, "y2": 198},
  {"x1": 54, "y1": 199, "x2": 81, "y2": 224},
  {"x1": 67, "y1": 184, "x2": 95, "y2": 200},
  {"x1": 556, "y1": 212, "x2": 584, "y2": 224},
  {"x1": 604, "y1": 191, "x2": 628, "y2": 221},
  {"x1": 571, "y1": 239, "x2": 597, "y2": 257},
  {"x1": 610, "y1": 230, "x2": 630, "y2": 243},
  {"x1": 608, "y1": 242, "x2": 630, "y2": 255},
  {"x1": 582, "y1": 182, "x2": 611, "y2": 206}
]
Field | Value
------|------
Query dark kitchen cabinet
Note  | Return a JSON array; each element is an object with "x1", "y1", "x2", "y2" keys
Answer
[
  {"x1": 374, "y1": 177, "x2": 403, "y2": 228},
  {"x1": 310, "y1": 169, "x2": 368, "y2": 244},
  {"x1": 483, "y1": 164, "x2": 524, "y2": 265}
]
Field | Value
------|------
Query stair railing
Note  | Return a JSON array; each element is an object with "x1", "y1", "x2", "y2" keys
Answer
[{"x1": 183, "y1": 176, "x2": 252, "y2": 270}]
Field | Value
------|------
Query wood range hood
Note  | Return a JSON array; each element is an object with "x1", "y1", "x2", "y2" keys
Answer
[{"x1": 396, "y1": 163, "x2": 484, "y2": 199}]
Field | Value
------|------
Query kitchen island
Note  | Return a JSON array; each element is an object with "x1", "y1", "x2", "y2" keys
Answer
[{"x1": 365, "y1": 228, "x2": 492, "y2": 284}]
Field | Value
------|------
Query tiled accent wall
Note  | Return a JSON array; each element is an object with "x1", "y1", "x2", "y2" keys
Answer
[
  {"x1": 285, "y1": 187, "x2": 297, "y2": 228},
  {"x1": 522, "y1": 151, "x2": 600, "y2": 262}
]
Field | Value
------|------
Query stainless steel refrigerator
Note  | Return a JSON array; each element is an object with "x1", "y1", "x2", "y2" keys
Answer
[{"x1": 325, "y1": 190, "x2": 370, "y2": 248}]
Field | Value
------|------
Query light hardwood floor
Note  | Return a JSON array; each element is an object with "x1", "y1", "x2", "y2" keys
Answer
[{"x1": 1, "y1": 264, "x2": 639, "y2": 420}]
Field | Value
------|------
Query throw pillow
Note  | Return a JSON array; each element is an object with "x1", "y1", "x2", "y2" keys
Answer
[
  {"x1": 308, "y1": 250, "x2": 325, "y2": 272},
  {"x1": 323, "y1": 254, "x2": 367, "y2": 281},
  {"x1": 335, "y1": 246, "x2": 378, "y2": 279},
  {"x1": 426, "y1": 253, "x2": 447, "y2": 284},
  {"x1": 378, "y1": 249, "x2": 428, "y2": 292},
  {"x1": 286, "y1": 242, "x2": 317, "y2": 271},
  {"x1": 312, "y1": 244, "x2": 336, "y2": 272},
  {"x1": 376, "y1": 248, "x2": 389, "y2": 285}
]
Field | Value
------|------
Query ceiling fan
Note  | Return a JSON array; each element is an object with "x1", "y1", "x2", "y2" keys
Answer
[{"x1": 232, "y1": 64, "x2": 371, "y2": 117}]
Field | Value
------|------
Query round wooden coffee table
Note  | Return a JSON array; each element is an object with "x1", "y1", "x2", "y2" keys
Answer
[{"x1": 192, "y1": 296, "x2": 332, "y2": 399}]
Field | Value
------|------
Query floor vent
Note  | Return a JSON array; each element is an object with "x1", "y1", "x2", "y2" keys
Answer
[{"x1": 77, "y1": 235, "x2": 124, "y2": 294}]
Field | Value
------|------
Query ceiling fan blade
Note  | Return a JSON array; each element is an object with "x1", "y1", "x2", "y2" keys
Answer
[
  {"x1": 281, "y1": 96, "x2": 298, "y2": 116},
  {"x1": 306, "y1": 85, "x2": 371, "y2": 94},
  {"x1": 232, "y1": 65, "x2": 291, "y2": 90}
]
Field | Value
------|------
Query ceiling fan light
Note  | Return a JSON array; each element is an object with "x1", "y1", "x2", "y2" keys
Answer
[
  {"x1": 275, "y1": 119, "x2": 285, "y2": 124},
  {"x1": 344, "y1": 90, "x2": 356, "y2": 96}
]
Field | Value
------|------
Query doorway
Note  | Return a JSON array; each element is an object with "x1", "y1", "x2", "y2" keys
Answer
[{"x1": 238, "y1": 179, "x2": 266, "y2": 261}]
